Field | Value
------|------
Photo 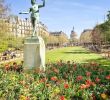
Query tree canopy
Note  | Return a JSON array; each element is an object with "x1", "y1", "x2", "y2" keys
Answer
[{"x1": 92, "y1": 11, "x2": 110, "y2": 44}]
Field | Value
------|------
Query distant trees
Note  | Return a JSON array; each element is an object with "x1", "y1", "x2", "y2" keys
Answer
[
  {"x1": 92, "y1": 11, "x2": 110, "y2": 45},
  {"x1": 47, "y1": 35, "x2": 58, "y2": 44},
  {"x1": 80, "y1": 29, "x2": 92, "y2": 44},
  {"x1": 58, "y1": 35, "x2": 68, "y2": 46},
  {"x1": 107, "y1": 11, "x2": 110, "y2": 20},
  {"x1": 0, "y1": 0, "x2": 9, "y2": 33},
  {"x1": 0, "y1": 0, "x2": 9, "y2": 14},
  {"x1": 80, "y1": 11, "x2": 110, "y2": 50},
  {"x1": 0, "y1": 1, "x2": 24, "y2": 52},
  {"x1": 0, "y1": 0, "x2": 10, "y2": 52}
]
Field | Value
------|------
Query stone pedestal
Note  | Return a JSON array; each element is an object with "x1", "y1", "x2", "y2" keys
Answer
[{"x1": 23, "y1": 36, "x2": 41, "y2": 70}]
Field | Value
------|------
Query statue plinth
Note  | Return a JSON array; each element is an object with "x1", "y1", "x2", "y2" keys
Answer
[{"x1": 23, "y1": 36, "x2": 41, "y2": 70}]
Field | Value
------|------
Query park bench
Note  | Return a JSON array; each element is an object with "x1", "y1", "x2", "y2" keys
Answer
[
  {"x1": 0, "y1": 52, "x2": 23, "y2": 63},
  {"x1": 1, "y1": 55, "x2": 10, "y2": 61},
  {"x1": 102, "y1": 50, "x2": 110, "y2": 58},
  {"x1": 105, "y1": 51, "x2": 110, "y2": 57}
]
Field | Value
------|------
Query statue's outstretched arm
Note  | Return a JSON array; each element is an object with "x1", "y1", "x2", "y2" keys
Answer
[
  {"x1": 19, "y1": 12, "x2": 29, "y2": 14},
  {"x1": 19, "y1": 9, "x2": 30, "y2": 14},
  {"x1": 38, "y1": 0, "x2": 45, "y2": 8}
]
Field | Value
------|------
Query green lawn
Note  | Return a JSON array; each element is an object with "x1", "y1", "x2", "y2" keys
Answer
[
  {"x1": 46, "y1": 46, "x2": 110, "y2": 67},
  {"x1": 1, "y1": 46, "x2": 110, "y2": 69}
]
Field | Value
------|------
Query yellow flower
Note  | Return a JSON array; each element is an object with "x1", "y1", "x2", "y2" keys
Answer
[
  {"x1": 19, "y1": 95, "x2": 27, "y2": 100},
  {"x1": 11, "y1": 76, "x2": 16, "y2": 81},
  {"x1": 101, "y1": 93, "x2": 107, "y2": 99},
  {"x1": 53, "y1": 87, "x2": 60, "y2": 94},
  {"x1": 50, "y1": 93, "x2": 55, "y2": 98}
]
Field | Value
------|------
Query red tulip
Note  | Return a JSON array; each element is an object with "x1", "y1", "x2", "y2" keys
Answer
[
  {"x1": 85, "y1": 80, "x2": 95, "y2": 87},
  {"x1": 64, "y1": 83, "x2": 69, "y2": 89},
  {"x1": 60, "y1": 96, "x2": 65, "y2": 100},
  {"x1": 106, "y1": 75, "x2": 110, "y2": 80},
  {"x1": 86, "y1": 72, "x2": 91, "y2": 77},
  {"x1": 51, "y1": 76, "x2": 58, "y2": 81},
  {"x1": 95, "y1": 77, "x2": 100, "y2": 83},
  {"x1": 40, "y1": 78, "x2": 47, "y2": 83},
  {"x1": 76, "y1": 75, "x2": 83, "y2": 81},
  {"x1": 80, "y1": 84, "x2": 89, "y2": 89}
]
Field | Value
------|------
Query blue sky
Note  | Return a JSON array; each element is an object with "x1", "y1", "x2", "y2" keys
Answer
[{"x1": 6, "y1": 0, "x2": 110, "y2": 38}]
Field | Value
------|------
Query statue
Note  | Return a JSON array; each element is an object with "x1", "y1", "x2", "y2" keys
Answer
[
  {"x1": 19, "y1": 0, "x2": 46, "y2": 71},
  {"x1": 19, "y1": 0, "x2": 45, "y2": 36}
]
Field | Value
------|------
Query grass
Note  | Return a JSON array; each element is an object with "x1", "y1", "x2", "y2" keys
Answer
[
  {"x1": 46, "y1": 46, "x2": 101, "y2": 63},
  {"x1": 1, "y1": 46, "x2": 110, "y2": 69},
  {"x1": 46, "y1": 46, "x2": 110, "y2": 68}
]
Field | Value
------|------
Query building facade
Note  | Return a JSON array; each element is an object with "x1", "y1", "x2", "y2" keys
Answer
[
  {"x1": 50, "y1": 31, "x2": 68, "y2": 38},
  {"x1": 0, "y1": 15, "x2": 49, "y2": 38},
  {"x1": 49, "y1": 31, "x2": 68, "y2": 47}
]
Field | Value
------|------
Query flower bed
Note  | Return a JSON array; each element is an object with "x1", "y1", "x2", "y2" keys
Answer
[{"x1": 0, "y1": 61, "x2": 110, "y2": 100}]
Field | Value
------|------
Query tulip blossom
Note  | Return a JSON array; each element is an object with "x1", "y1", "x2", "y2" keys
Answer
[
  {"x1": 106, "y1": 75, "x2": 110, "y2": 80},
  {"x1": 86, "y1": 71, "x2": 91, "y2": 77},
  {"x1": 76, "y1": 75, "x2": 83, "y2": 81},
  {"x1": 64, "y1": 83, "x2": 69, "y2": 89},
  {"x1": 60, "y1": 96, "x2": 65, "y2": 100},
  {"x1": 51, "y1": 76, "x2": 58, "y2": 81},
  {"x1": 95, "y1": 77, "x2": 100, "y2": 83}
]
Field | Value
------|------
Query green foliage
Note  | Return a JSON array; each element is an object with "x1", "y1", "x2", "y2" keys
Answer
[
  {"x1": 0, "y1": 0, "x2": 11, "y2": 52},
  {"x1": 96, "y1": 22, "x2": 110, "y2": 43},
  {"x1": 0, "y1": 62, "x2": 110, "y2": 99},
  {"x1": 92, "y1": 11, "x2": 110, "y2": 44},
  {"x1": 5, "y1": 47, "x2": 110, "y2": 68},
  {"x1": 107, "y1": 11, "x2": 110, "y2": 21},
  {"x1": 80, "y1": 30, "x2": 92, "y2": 43},
  {"x1": 0, "y1": 0, "x2": 9, "y2": 14},
  {"x1": 0, "y1": 34, "x2": 24, "y2": 52},
  {"x1": 46, "y1": 47, "x2": 110, "y2": 67},
  {"x1": 0, "y1": 40, "x2": 8, "y2": 52},
  {"x1": 7, "y1": 36, "x2": 24, "y2": 49},
  {"x1": 81, "y1": 11, "x2": 110, "y2": 44}
]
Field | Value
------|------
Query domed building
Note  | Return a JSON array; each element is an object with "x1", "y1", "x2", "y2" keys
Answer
[{"x1": 70, "y1": 26, "x2": 78, "y2": 46}]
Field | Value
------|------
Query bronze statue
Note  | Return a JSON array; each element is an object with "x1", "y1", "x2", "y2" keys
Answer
[{"x1": 19, "y1": 0, "x2": 45, "y2": 36}]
